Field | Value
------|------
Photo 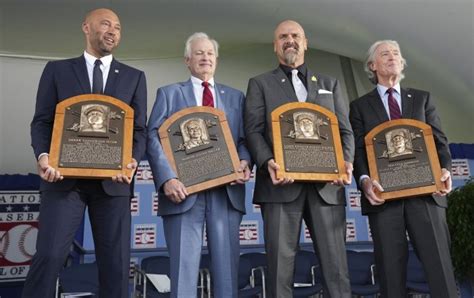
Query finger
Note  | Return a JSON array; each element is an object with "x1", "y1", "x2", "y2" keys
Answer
[
  {"x1": 372, "y1": 180, "x2": 384, "y2": 192},
  {"x1": 177, "y1": 189, "x2": 187, "y2": 200},
  {"x1": 53, "y1": 169, "x2": 61, "y2": 182},
  {"x1": 45, "y1": 167, "x2": 55, "y2": 182}
]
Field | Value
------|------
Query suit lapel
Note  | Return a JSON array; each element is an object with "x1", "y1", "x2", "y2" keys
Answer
[
  {"x1": 272, "y1": 67, "x2": 297, "y2": 102},
  {"x1": 72, "y1": 56, "x2": 91, "y2": 93},
  {"x1": 180, "y1": 79, "x2": 197, "y2": 107},
  {"x1": 401, "y1": 87, "x2": 414, "y2": 119},
  {"x1": 368, "y1": 88, "x2": 390, "y2": 123},
  {"x1": 306, "y1": 69, "x2": 318, "y2": 104},
  {"x1": 214, "y1": 83, "x2": 225, "y2": 110},
  {"x1": 104, "y1": 59, "x2": 121, "y2": 96}
]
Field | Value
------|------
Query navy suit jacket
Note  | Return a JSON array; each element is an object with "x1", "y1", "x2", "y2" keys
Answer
[
  {"x1": 349, "y1": 87, "x2": 451, "y2": 214},
  {"x1": 30, "y1": 55, "x2": 147, "y2": 196},
  {"x1": 147, "y1": 79, "x2": 251, "y2": 216}
]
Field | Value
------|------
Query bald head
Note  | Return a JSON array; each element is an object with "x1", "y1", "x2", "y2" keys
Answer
[
  {"x1": 82, "y1": 8, "x2": 121, "y2": 58},
  {"x1": 273, "y1": 20, "x2": 308, "y2": 67}
]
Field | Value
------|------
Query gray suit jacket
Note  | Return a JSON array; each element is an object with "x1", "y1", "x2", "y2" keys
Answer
[
  {"x1": 245, "y1": 67, "x2": 354, "y2": 204},
  {"x1": 349, "y1": 87, "x2": 451, "y2": 214},
  {"x1": 147, "y1": 79, "x2": 251, "y2": 216}
]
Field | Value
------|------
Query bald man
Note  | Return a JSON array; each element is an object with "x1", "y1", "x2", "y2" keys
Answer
[
  {"x1": 24, "y1": 8, "x2": 147, "y2": 298},
  {"x1": 244, "y1": 20, "x2": 354, "y2": 297}
]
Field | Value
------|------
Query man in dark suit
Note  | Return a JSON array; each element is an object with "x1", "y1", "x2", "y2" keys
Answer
[
  {"x1": 349, "y1": 40, "x2": 457, "y2": 298},
  {"x1": 24, "y1": 8, "x2": 147, "y2": 298},
  {"x1": 147, "y1": 32, "x2": 251, "y2": 297},
  {"x1": 244, "y1": 20, "x2": 354, "y2": 297}
]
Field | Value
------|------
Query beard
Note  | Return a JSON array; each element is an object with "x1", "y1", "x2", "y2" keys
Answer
[
  {"x1": 284, "y1": 51, "x2": 298, "y2": 65},
  {"x1": 282, "y1": 42, "x2": 299, "y2": 65}
]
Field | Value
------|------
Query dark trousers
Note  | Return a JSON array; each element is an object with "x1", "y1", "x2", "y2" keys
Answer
[
  {"x1": 22, "y1": 182, "x2": 131, "y2": 298},
  {"x1": 261, "y1": 185, "x2": 351, "y2": 298},
  {"x1": 369, "y1": 196, "x2": 457, "y2": 298}
]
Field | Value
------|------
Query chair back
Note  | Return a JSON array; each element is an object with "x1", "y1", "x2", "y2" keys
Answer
[
  {"x1": 407, "y1": 250, "x2": 426, "y2": 283},
  {"x1": 141, "y1": 255, "x2": 171, "y2": 275},
  {"x1": 346, "y1": 250, "x2": 375, "y2": 285},
  {"x1": 294, "y1": 250, "x2": 319, "y2": 284},
  {"x1": 59, "y1": 262, "x2": 99, "y2": 293}
]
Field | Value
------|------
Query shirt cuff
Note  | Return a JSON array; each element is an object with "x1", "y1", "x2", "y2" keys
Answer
[
  {"x1": 38, "y1": 152, "x2": 49, "y2": 161},
  {"x1": 359, "y1": 174, "x2": 370, "y2": 186}
]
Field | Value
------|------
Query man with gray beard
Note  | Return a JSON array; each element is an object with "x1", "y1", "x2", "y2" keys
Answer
[{"x1": 244, "y1": 20, "x2": 354, "y2": 297}]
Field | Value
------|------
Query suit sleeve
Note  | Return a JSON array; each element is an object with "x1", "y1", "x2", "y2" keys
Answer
[
  {"x1": 424, "y1": 93, "x2": 451, "y2": 170},
  {"x1": 130, "y1": 71, "x2": 147, "y2": 162},
  {"x1": 236, "y1": 92, "x2": 252, "y2": 164},
  {"x1": 244, "y1": 78, "x2": 274, "y2": 169},
  {"x1": 146, "y1": 88, "x2": 178, "y2": 191},
  {"x1": 30, "y1": 62, "x2": 57, "y2": 159},
  {"x1": 332, "y1": 79, "x2": 355, "y2": 163},
  {"x1": 349, "y1": 100, "x2": 370, "y2": 188}
]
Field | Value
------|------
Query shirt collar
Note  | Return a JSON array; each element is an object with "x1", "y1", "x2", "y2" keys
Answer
[
  {"x1": 377, "y1": 83, "x2": 401, "y2": 96},
  {"x1": 191, "y1": 75, "x2": 215, "y2": 87},
  {"x1": 83, "y1": 50, "x2": 113, "y2": 68},
  {"x1": 279, "y1": 63, "x2": 307, "y2": 77}
]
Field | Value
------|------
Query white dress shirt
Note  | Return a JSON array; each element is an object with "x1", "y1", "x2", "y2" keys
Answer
[
  {"x1": 84, "y1": 50, "x2": 113, "y2": 93},
  {"x1": 190, "y1": 76, "x2": 217, "y2": 108}
]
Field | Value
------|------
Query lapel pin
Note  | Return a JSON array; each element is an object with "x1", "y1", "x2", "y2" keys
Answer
[
  {"x1": 311, "y1": 75, "x2": 317, "y2": 82},
  {"x1": 220, "y1": 90, "x2": 225, "y2": 94},
  {"x1": 407, "y1": 94, "x2": 412, "y2": 98},
  {"x1": 281, "y1": 78, "x2": 286, "y2": 83},
  {"x1": 114, "y1": 69, "x2": 119, "y2": 73}
]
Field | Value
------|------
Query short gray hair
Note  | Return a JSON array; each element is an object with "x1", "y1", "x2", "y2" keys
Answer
[
  {"x1": 364, "y1": 40, "x2": 407, "y2": 84},
  {"x1": 184, "y1": 32, "x2": 219, "y2": 58}
]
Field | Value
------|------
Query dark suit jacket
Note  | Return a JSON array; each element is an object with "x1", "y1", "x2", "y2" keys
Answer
[
  {"x1": 349, "y1": 87, "x2": 451, "y2": 214},
  {"x1": 30, "y1": 55, "x2": 147, "y2": 196},
  {"x1": 244, "y1": 67, "x2": 354, "y2": 205}
]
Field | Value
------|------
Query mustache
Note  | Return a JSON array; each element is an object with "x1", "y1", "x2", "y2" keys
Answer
[{"x1": 283, "y1": 42, "x2": 299, "y2": 51}]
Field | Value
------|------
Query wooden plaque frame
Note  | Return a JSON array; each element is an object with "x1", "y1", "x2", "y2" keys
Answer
[
  {"x1": 49, "y1": 94, "x2": 134, "y2": 179},
  {"x1": 271, "y1": 102, "x2": 346, "y2": 182},
  {"x1": 158, "y1": 106, "x2": 242, "y2": 195},
  {"x1": 365, "y1": 119, "x2": 443, "y2": 200}
]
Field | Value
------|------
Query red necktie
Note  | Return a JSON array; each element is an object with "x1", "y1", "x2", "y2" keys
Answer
[
  {"x1": 387, "y1": 88, "x2": 401, "y2": 120},
  {"x1": 202, "y1": 81, "x2": 214, "y2": 107}
]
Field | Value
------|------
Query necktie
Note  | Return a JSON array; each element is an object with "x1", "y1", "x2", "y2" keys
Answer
[
  {"x1": 387, "y1": 88, "x2": 401, "y2": 120},
  {"x1": 92, "y1": 59, "x2": 103, "y2": 94},
  {"x1": 291, "y1": 69, "x2": 307, "y2": 102},
  {"x1": 202, "y1": 81, "x2": 214, "y2": 107}
]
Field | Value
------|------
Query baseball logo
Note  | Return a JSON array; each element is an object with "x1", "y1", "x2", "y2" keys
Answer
[
  {"x1": 141, "y1": 169, "x2": 152, "y2": 180},
  {"x1": 141, "y1": 233, "x2": 150, "y2": 243},
  {"x1": 0, "y1": 224, "x2": 38, "y2": 263},
  {"x1": 243, "y1": 229, "x2": 253, "y2": 240}
]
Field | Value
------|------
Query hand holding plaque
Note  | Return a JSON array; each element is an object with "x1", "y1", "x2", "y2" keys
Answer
[
  {"x1": 48, "y1": 94, "x2": 134, "y2": 179},
  {"x1": 365, "y1": 119, "x2": 445, "y2": 200},
  {"x1": 271, "y1": 102, "x2": 346, "y2": 182},
  {"x1": 158, "y1": 106, "x2": 242, "y2": 194}
]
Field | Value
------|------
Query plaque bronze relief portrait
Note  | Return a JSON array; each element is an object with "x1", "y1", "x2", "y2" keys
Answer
[
  {"x1": 271, "y1": 102, "x2": 346, "y2": 182},
  {"x1": 365, "y1": 119, "x2": 444, "y2": 200},
  {"x1": 49, "y1": 94, "x2": 134, "y2": 179},
  {"x1": 158, "y1": 106, "x2": 242, "y2": 194}
]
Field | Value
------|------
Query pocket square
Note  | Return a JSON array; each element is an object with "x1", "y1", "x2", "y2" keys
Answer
[{"x1": 318, "y1": 89, "x2": 333, "y2": 94}]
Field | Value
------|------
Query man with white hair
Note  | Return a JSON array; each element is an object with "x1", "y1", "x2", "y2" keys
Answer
[
  {"x1": 147, "y1": 32, "x2": 251, "y2": 297},
  {"x1": 349, "y1": 40, "x2": 457, "y2": 298}
]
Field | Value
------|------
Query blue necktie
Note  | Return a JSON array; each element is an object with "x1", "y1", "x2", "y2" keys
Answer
[{"x1": 92, "y1": 59, "x2": 103, "y2": 94}]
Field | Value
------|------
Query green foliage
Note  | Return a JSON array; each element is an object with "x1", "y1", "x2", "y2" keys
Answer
[{"x1": 447, "y1": 178, "x2": 474, "y2": 278}]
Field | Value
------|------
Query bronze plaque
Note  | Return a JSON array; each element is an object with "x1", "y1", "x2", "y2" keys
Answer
[
  {"x1": 271, "y1": 102, "x2": 346, "y2": 182},
  {"x1": 158, "y1": 106, "x2": 242, "y2": 194},
  {"x1": 49, "y1": 94, "x2": 134, "y2": 179},
  {"x1": 365, "y1": 119, "x2": 444, "y2": 200}
]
